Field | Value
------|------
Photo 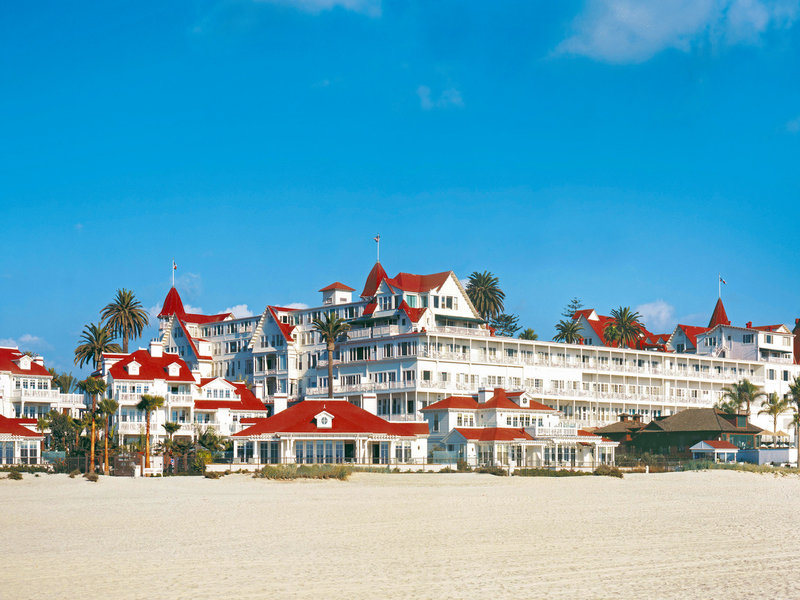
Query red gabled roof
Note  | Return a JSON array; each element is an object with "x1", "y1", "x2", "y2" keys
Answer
[
  {"x1": 749, "y1": 324, "x2": 783, "y2": 332},
  {"x1": 574, "y1": 309, "x2": 657, "y2": 350},
  {"x1": 708, "y1": 298, "x2": 731, "y2": 328},
  {"x1": 106, "y1": 349, "x2": 195, "y2": 383},
  {"x1": 702, "y1": 439, "x2": 738, "y2": 450},
  {"x1": 362, "y1": 302, "x2": 377, "y2": 316},
  {"x1": 361, "y1": 262, "x2": 388, "y2": 298},
  {"x1": 319, "y1": 282, "x2": 355, "y2": 292},
  {"x1": 0, "y1": 348, "x2": 50, "y2": 377},
  {"x1": 194, "y1": 379, "x2": 268, "y2": 411},
  {"x1": 157, "y1": 286, "x2": 231, "y2": 324},
  {"x1": 385, "y1": 271, "x2": 451, "y2": 293},
  {"x1": 177, "y1": 320, "x2": 212, "y2": 360},
  {"x1": 452, "y1": 427, "x2": 533, "y2": 442},
  {"x1": 478, "y1": 388, "x2": 557, "y2": 412},
  {"x1": 677, "y1": 324, "x2": 709, "y2": 348},
  {"x1": 397, "y1": 300, "x2": 427, "y2": 323},
  {"x1": 234, "y1": 400, "x2": 428, "y2": 437},
  {"x1": 0, "y1": 414, "x2": 43, "y2": 438},
  {"x1": 267, "y1": 306, "x2": 296, "y2": 342},
  {"x1": 421, "y1": 396, "x2": 479, "y2": 412}
]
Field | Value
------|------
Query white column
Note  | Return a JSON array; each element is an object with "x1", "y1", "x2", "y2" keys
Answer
[{"x1": 253, "y1": 438, "x2": 261, "y2": 464}]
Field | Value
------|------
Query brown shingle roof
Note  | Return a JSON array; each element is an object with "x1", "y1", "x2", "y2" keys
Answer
[{"x1": 641, "y1": 408, "x2": 761, "y2": 434}]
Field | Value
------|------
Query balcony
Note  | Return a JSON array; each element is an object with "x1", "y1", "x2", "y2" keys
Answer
[
  {"x1": 8, "y1": 388, "x2": 62, "y2": 402},
  {"x1": 165, "y1": 393, "x2": 193, "y2": 405},
  {"x1": 428, "y1": 326, "x2": 491, "y2": 338}
]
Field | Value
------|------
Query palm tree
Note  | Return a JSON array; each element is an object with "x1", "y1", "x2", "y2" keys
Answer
[
  {"x1": 553, "y1": 319, "x2": 584, "y2": 344},
  {"x1": 758, "y1": 392, "x2": 790, "y2": 442},
  {"x1": 74, "y1": 322, "x2": 122, "y2": 371},
  {"x1": 101, "y1": 289, "x2": 150, "y2": 353},
  {"x1": 197, "y1": 427, "x2": 226, "y2": 453},
  {"x1": 312, "y1": 313, "x2": 350, "y2": 398},
  {"x1": 36, "y1": 415, "x2": 50, "y2": 454},
  {"x1": 720, "y1": 378, "x2": 765, "y2": 417},
  {"x1": 787, "y1": 376, "x2": 800, "y2": 452},
  {"x1": 518, "y1": 328, "x2": 538, "y2": 340},
  {"x1": 603, "y1": 306, "x2": 643, "y2": 349},
  {"x1": 136, "y1": 394, "x2": 164, "y2": 474},
  {"x1": 77, "y1": 377, "x2": 107, "y2": 474},
  {"x1": 714, "y1": 398, "x2": 739, "y2": 415},
  {"x1": 52, "y1": 372, "x2": 79, "y2": 394},
  {"x1": 98, "y1": 397, "x2": 119, "y2": 475},
  {"x1": 162, "y1": 421, "x2": 181, "y2": 474},
  {"x1": 466, "y1": 271, "x2": 505, "y2": 321}
]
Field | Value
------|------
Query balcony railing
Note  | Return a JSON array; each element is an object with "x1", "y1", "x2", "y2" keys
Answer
[{"x1": 8, "y1": 388, "x2": 62, "y2": 401}]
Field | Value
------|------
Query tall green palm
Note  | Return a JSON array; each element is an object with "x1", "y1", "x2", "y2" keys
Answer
[
  {"x1": 52, "y1": 372, "x2": 79, "y2": 394},
  {"x1": 77, "y1": 377, "x2": 107, "y2": 474},
  {"x1": 518, "y1": 328, "x2": 538, "y2": 340},
  {"x1": 136, "y1": 394, "x2": 164, "y2": 474},
  {"x1": 758, "y1": 393, "x2": 790, "y2": 440},
  {"x1": 466, "y1": 271, "x2": 505, "y2": 321},
  {"x1": 101, "y1": 289, "x2": 150, "y2": 353},
  {"x1": 162, "y1": 421, "x2": 181, "y2": 474},
  {"x1": 98, "y1": 397, "x2": 119, "y2": 475},
  {"x1": 74, "y1": 322, "x2": 122, "y2": 371},
  {"x1": 553, "y1": 319, "x2": 584, "y2": 344},
  {"x1": 36, "y1": 415, "x2": 50, "y2": 454},
  {"x1": 787, "y1": 376, "x2": 800, "y2": 453},
  {"x1": 603, "y1": 306, "x2": 644, "y2": 349},
  {"x1": 720, "y1": 378, "x2": 765, "y2": 417},
  {"x1": 312, "y1": 313, "x2": 350, "y2": 398}
]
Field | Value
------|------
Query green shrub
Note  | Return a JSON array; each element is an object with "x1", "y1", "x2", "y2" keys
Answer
[
  {"x1": 593, "y1": 464, "x2": 623, "y2": 478},
  {"x1": 7, "y1": 470, "x2": 23, "y2": 480},
  {"x1": 254, "y1": 464, "x2": 351, "y2": 481},
  {"x1": 456, "y1": 460, "x2": 472, "y2": 472},
  {"x1": 204, "y1": 471, "x2": 224, "y2": 479},
  {"x1": 515, "y1": 468, "x2": 591, "y2": 477},
  {"x1": 84, "y1": 472, "x2": 99, "y2": 483},
  {"x1": 1, "y1": 465, "x2": 51, "y2": 474},
  {"x1": 476, "y1": 465, "x2": 508, "y2": 476},
  {"x1": 439, "y1": 466, "x2": 455, "y2": 473},
  {"x1": 69, "y1": 469, "x2": 81, "y2": 479}
]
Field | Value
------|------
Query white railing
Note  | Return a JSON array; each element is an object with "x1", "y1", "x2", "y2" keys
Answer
[
  {"x1": 165, "y1": 393, "x2": 193, "y2": 405},
  {"x1": 9, "y1": 388, "x2": 62, "y2": 401},
  {"x1": 116, "y1": 392, "x2": 142, "y2": 404},
  {"x1": 54, "y1": 393, "x2": 86, "y2": 406},
  {"x1": 527, "y1": 426, "x2": 580, "y2": 438},
  {"x1": 429, "y1": 326, "x2": 491, "y2": 337}
]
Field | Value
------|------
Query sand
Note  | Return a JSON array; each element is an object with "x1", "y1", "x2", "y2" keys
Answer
[{"x1": 1, "y1": 470, "x2": 799, "y2": 600}]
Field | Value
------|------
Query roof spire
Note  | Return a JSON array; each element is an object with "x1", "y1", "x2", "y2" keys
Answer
[{"x1": 708, "y1": 297, "x2": 730, "y2": 328}]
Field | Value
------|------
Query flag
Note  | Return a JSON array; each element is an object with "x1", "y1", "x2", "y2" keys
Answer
[
  {"x1": 173, "y1": 260, "x2": 177, "y2": 271},
  {"x1": 719, "y1": 276, "x2": 726, "y2": 285},
  {"x1": 374, "y1": 235, "x2": 380, "y2": 243}
]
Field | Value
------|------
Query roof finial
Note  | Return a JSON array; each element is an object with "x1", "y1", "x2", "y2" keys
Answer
[
  {"x1": 718, "y1": 273, "x2": 726, "y2": 299},
  {"x1": 172, "y1": 259, "x2": 177, "y2": 288},
  {"x1": 373, "y1": 234, "x2": 380, "y2": 263}
]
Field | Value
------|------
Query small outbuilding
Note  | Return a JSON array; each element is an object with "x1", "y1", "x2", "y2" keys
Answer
[{"x1": 689, "y1": 440, "x2": 738, "y2": 463}]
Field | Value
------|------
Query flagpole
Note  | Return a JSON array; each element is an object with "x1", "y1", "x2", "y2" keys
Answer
[
  {"x1": 172, "y1": 259, "x2": 175, "y2": 288},
  {"x1": 718, "y1": 273, "x2": 720, "y2": 299}
]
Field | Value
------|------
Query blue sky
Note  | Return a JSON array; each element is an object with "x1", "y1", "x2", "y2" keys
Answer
[{"x1": 1, "y1": 0, "x2": 799, "y2": 375}]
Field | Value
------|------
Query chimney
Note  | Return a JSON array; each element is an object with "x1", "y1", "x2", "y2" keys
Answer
[
  {"x1": 477, "y1": 387, "x2": 493, "y2": 403},
  {"x1": 149, "y1": 339, "x2": 164, "y2": 358},
  {"x1": 33, "y1": 356, "x2": 44, "y2": 367},
  {"x1": 272, "y1": 393, "x2": 288, "y2": 415},
  {"x1": 746, "y1": 321, "x2": 752, "y2": 329}
]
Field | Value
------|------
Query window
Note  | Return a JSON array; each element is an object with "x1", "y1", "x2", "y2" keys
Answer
[
  {"x1": 766, "y1": 335, "x2": 773, "y2": 344},
  {"x1": 743, "y1": 334, "x2": 753, "y2": 344}
]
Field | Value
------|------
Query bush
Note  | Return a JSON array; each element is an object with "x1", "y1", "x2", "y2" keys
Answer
[
  {"x1": 439, "y1": 466, "x2": 455, "y2": 473},
  {"x1": 7, "y1": 470, "x2": 23, "y2": 480},
  {"x1": 69, "y1": 469, "x2": 81, "y2": 479},
  {"x1": 84, "y1": 473, "x2": 99, "y2": 483},
  {"x1": 204, "y1": 471, "x2": 224, "y2": 479},
  {"x1": 476, "y1": 466, "x2": 508, "y2": 476},
  {"x1": 254, "y1": 464, "x2": 351, "y2": 481},
  {"x1": 1, "y1": 464, "x2": 51, "y2": 474},
  {"x1": 192, "y1": 449, "x2": 212, "y2": 474},
  {"x1": 594, "y1": 464, "x2": 623, "y2": 478},
  {"x1": 456, "y1": 460, "x2": 472, "y2": 472},
  {"x1": 516, "y1": 468, "x2": 590, "y2": 477}
]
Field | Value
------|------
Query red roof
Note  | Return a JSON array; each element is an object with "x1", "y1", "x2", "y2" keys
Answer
[
  {"x1": 319, "y1": 282, "x2": 355, "y2": 292},
  {"x1": 106, "y1": 349, "x2": 195, "y2": 383},
  {"x1": 362, "y1": 302, "x2": 377, "y2": 316},
  {"x1": 749, "y1": 324, "x2": 783, "y2": 332},
  {"x1": 385, "y1": 271, "x2": 451, "y2": 293},
  {"x1": 708, "y1": 298, "x2": 731, "y2": 328},
  {"x1": 157, "y1": 287, "x2": 231, "y2": 324},
  {"x1": 194, "y1": 379, "x2": 268, "y2": 411},
  {"x1": 361, "y1": 262, "x2": 388, "y2": 298},
  {"x1": 0, "y1": 414, "x2": 43, "y2": 438},
  {"x1": 177, "y1": 320, "x2": 212, "y2": 360},
  {"x1": 702, "y1": 439, "x2": 738, "y2": 450},
  {"x1": 677, "y1": 324, "x2": 709, "y2": 348},
  {"x1": 0, "y1": 347, "x2": 50, "y2": 377},
  {"x1": 397, "y1": 299, "x2": 427, "y2": 323},
  {"x1": 268, "y1": 306, "x2": 296, "y2": 342},
  {"x1": 421, "y1": 396, "x2": 479, "y2": 412},
  {"x1": 478, "y1": 388, "x2": 556, "y2": 412},
  {"x1": 452, "y1": 427, "x2": 533, "y2": 442},
  {"x1": 234, "y1": 400, "x2": 428, "y2": 437},
  {"x1": 574, "y1": 310, "x2": 658, "y2": 350}
]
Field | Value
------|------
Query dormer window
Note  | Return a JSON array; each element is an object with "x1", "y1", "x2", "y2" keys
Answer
[
  {"x1": 127, "y1": 361, "x2": 140, "y2": 376},
  {"x1": 18, "y1": 356, "x2": 31, "y2": 370},
  {"x1": 167, "y1": 362, "x2": 181, "y2": 377},
  {"x1": 315, "y1": 411, "x2": 334, "y2": 429}
]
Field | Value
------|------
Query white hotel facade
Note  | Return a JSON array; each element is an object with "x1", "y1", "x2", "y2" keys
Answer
[{"x1": 158, "y1": 261, "x2": 800, "y2": 440}]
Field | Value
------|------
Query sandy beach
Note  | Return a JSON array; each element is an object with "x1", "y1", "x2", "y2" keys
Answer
[{"x1": 2, "y1": 470, "x2": 799, "y2": 600}]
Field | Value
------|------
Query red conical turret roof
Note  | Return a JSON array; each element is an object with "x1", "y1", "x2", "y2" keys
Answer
[
  {"x1": 708, "y1": 298, "x2": 731, "y2": 328},
  {"x1": 158, "y1": 287, "x2": 186, "y2": 319},
  {"x1": 360, "y1": 262, "x2": 388, "y2": 298}
]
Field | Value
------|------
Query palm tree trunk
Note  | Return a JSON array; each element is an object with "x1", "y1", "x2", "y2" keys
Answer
[
  {"x1": 327, "y1": 340, "x2": 334, "y2": 399},
  {"x1": 144, "y1": 413, "x2": 151, "y2": 473},
  {"x1": 123, "y1": 333, "x2": 128, "y2": 354},
  {"x1": 104, "y1": 418, "x2": 110, "y2": 475},
  {"x1": 89, "y1": 393, "x2": 98, "y2": 474}
]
